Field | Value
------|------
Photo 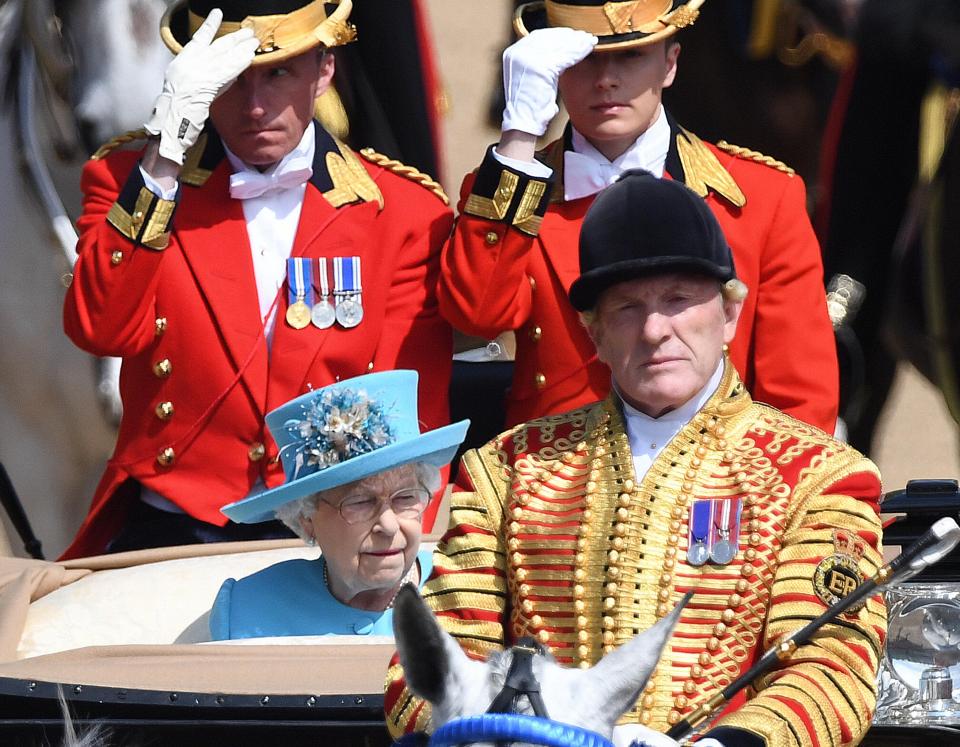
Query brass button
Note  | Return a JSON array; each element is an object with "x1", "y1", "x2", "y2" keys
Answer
[
  {"x1": 484, "y1": 231, "x2": 499, "y2": 245},
  {"x1": 157, "y1": 447, "x2": 175, "y2": 467},
  {"x1": 154, "y1": 317, "x2": 168, "y2": 336},
  {"x1": 153, "y1": 359, "x2": 172, "y2": 378},
  {"x1": 534, "y1": 372, "x2": 546, "y2": 389},
  {"x1": 367, "y1": 361, "x2": 374, "y2": 371},
  {"x1": 529, "y1": 325, "x2": 542, "y2": 342},
  {"x1": 61, "y1": 273, "x2": 73, "y2": 288},
  {"x1": 155, "y1": 401, "x2": 174, "y2": 420},
  {"x1": 248, "y1": 442, "x2": 265, "y2": 461},
  {"x1": 133, "y1": 210, "x2": 144, "y2": 220},
  {"x1": 110, "y1": 250, "x2": 124, "y2": 265},
  {"x1": 528, "y1": 275, "x2": 537, "y2": 290}
]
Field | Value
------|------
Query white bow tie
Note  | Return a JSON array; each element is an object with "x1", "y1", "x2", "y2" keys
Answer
[
  {"x1": 563, "y1": 150, "x2": 623, "y2": 201},
  {"x1": 229, "y1": 156, "x2": 313, "y2": 200}
]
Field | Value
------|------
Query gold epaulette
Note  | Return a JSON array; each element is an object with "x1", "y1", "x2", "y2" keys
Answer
[
  {"x1": 91, "y1": 128, "x2": 150, "y2": 161},
  {"x1": 359, "y1": 148, "x2": 449, "y2": 205},
  {"x1": 716, "y1": 140, "x2": 796, "y2": 176}
]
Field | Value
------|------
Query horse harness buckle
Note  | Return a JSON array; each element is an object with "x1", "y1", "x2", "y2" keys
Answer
[{"x1": 486, "y1": 637, "x2": 550, "y2": 720}]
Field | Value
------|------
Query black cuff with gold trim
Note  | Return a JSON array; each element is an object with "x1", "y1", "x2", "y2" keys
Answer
[
  {"x1": 105, "y1": 165, "x2": 179, "y2": 250},
  {"x1": 703, "y1": 726, "x2": 764, "y2": 747},
  {"x1": 463, "y1": 146, "x2": 553, "y2": 236}
]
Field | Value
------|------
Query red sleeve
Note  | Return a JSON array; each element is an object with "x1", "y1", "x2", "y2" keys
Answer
[{"x1": 748, "y1": 174, "x2": 839, "y2": 433}]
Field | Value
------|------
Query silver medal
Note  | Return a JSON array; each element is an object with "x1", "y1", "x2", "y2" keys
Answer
[
  {"x1": 710, "y1": 538, "x2": 738, "y2": 565},
  {"x1": 336, "y1": 295, "x2": 363, "y2": 328},
  {"x1": 687, "y1": 541, "x2": 710, "y2": 567},
  {"x1": 311, "y1": 299, "x2": 336, "y2": 329}
]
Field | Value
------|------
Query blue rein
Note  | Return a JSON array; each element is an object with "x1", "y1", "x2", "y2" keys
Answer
[{"x1": 393, "y1": 713, "x2": 615, "y2": 747}]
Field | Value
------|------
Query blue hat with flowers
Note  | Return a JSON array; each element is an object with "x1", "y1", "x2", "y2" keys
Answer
[{"x1": 221, "y1": 370, "x2": 469, "y2": 524}]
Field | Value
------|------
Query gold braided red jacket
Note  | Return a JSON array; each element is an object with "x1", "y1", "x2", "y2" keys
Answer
[{"x1": 385, "y1": 363, "x2": 885, "y2": 747}]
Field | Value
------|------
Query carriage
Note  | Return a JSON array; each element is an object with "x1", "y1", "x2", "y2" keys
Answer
[{"x1": 1, "y1": 482, "x2": 959, "y2": 746}]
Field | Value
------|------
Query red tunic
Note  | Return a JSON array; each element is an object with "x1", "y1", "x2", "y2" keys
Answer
[
  {"x1": 61, "y1": 127, "x2": 453, "y2": 559},
  {"x1": 439, "y1": 119, "x2": 838, "y2": 432}
]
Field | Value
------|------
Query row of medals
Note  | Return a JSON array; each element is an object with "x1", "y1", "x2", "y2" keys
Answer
[{"x1": 286, "y1": 293, "x2": 363, "y2": 330}]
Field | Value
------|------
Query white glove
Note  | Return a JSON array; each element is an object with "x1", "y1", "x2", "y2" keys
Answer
[
  {"x1": 145, "y1": 8, "x2": 259, "y2": 164},
  {"x1": 612, "y1": 723, "x2": 682, "y2": 747},
  {"x1": 501, "y1": 27, "x2": 597, "y2": 136}
]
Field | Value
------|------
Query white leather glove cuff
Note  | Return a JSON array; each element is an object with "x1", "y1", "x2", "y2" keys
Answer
[{"x1": 143, "y1": 9, "x2": 258, "y2": 165}]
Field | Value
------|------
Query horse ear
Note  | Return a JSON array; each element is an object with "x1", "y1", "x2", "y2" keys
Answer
[
  {"x1": 577, "y1": 591, "x2": 693, "y2": 726},
  {"x1": 392, "y1": 583, "x2": 473, "y2": 706}
]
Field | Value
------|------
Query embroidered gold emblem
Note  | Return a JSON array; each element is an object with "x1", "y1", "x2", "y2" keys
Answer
[
  {"x1": 676, "y1": 129, "x2": 746, "y2": 207},
  {"x1": 324, "y1": 140, "x2": 385, "y2": 210},
  {"x1": 814, "y1": 554, "x2": 865, "y2": 611},
  {"x1": 603, "y1": 1, "x2": 639, "y2": 33},
  {"x1": 663, "y1": 3, "x2": 699, "y2": 29}
]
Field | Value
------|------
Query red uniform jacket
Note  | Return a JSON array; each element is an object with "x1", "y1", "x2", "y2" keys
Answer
[
  {"x1": 439, "y1": 118, "x2": 838, "y2": 432},
  {"x1": 62, "y1": 126, "x2": 453, "y2": 559}
]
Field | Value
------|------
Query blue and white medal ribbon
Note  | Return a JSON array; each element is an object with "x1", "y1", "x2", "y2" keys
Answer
[
  {"x1": 687, "y1": 499, "x2": 711, "y2": 566},
  {"x1": 333, "y1": 256, "x2": 363, "y2": 328},
  {"x1": 311, "y1": 258, "x2": 336, "y2": 329},
  {"x1": 285, "y1": 258, "x2": 313, "y2": 329}
]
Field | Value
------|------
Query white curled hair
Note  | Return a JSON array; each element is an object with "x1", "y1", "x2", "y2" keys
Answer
[{"x1": 274, "y1": 462, "x2": 443, "y2": 542}]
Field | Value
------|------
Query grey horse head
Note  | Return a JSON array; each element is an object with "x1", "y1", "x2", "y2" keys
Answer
[{"x1": 392, "y1": 584, "x2": 690, "y2": 746}]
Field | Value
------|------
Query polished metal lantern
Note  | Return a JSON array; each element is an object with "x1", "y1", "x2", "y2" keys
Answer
[{"x1": 875, "y1": 582, "x2": 960, "y2": 725}]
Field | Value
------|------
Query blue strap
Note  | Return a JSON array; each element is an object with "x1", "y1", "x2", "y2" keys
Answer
[{"x1": 428, "y1": 713, "x2": 615, "y2": 747}]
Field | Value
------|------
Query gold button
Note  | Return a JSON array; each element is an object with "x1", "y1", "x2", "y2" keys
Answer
[
  {"x1": 156, "y1": 447, "x2": 175, "y2": 467},
  {"x1": 110, "y1": 250, "x2": 124, "y2": 265},
  {"x1": 155, "y1": 401, "x2": 174, "y2": 420},
  {"x1": 248, "y1": 442, "x2": 265, "y2": 461},
  {"x1": 367, "y1": 361, "x2": 374, "y2": 371},
  {"x1": 529, "y1": 325, "x2": 542, "y2": 342},
  {"x1": 154, "y1": 317, "x2": 168, "y2": 336},
  {"x1": 528, "y1": 275, "x2": 537, "y2": 290},
  {"x1": 484, "y1": 231, "x2": 499, "y2": 245},
  {"x1": 133, "y1": 210, "x2": 144, "y2": 220},
  {"x1": 534, "y1": 372, "x2": 546, "y2": 389},
  {"x1": 668, "y1": 710, "x2": 680, "y2": 725},
  {"x1": 537, "y1": 630, "x2": 550, "y2": 644},
  {"x1": 153, "y1": 359, "x2": 172, "y2": 378},
  {"x1": 61, "y1": 273, "x2": 73, "y2": 288}
]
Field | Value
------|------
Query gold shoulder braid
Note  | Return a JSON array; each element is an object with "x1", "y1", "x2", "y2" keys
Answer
[
  {"x1": 716, "y1": 141, "x2": 796, "y2": 176},
  {"x1": 91, "y1": 128, "x2": 149, "y2": 160},
  {"x1": 359, "y1": 148, "x2": 449, "y2": 205}
]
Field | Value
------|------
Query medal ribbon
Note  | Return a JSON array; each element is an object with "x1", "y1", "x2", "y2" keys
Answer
[
  {"x1": 287, "y1": 258, "x2": 314, "y2": 307},
  {"x1": 715, "y1": 498, "x2": 741, "y2": 538},
  {"x1": 334, "y1": 256, "x2": 362, "y2": 298},
  {"x1": 316, "y1": 258, "x2": 331, "y2": 300},
  {"x1": 690, "y1": 500, "x2": 711, "y2": 546}
]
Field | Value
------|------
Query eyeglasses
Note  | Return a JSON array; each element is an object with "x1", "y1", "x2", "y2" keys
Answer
[{"x1": 325, "y1": 487, "x2": 431, "y2": 525}]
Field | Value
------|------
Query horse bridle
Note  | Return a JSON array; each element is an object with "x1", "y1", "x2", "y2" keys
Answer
[{"x1": 485, "y1": 637, "x2": 550, "y2": 720}]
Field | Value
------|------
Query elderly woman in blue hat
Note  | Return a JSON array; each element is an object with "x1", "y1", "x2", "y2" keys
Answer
[{"x1": 209, "y1": 370, "x2": 468, "y2": 640}]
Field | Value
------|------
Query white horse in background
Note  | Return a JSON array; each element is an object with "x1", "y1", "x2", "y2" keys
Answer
[
  {"x1": 391, "y1": 585, "x2": 688, "y2": 747},
  {"x1": 0, "y1": 0, "x2": 171, "y2": 558}
]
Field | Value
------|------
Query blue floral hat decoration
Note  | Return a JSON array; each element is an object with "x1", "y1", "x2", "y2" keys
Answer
[{"x1": 221, "y1": 370, "x2": 469, "y2": 524}]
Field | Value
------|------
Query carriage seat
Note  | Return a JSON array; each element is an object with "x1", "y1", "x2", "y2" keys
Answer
[{"x1": 16, "y1": 542, "x2": 324, "y2": 660}]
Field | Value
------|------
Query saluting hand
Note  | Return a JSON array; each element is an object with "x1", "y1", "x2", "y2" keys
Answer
[
  {"x1": 501, "y1": 27, "x2": 597, "y2": 137},
  {"x1": 145, "y1": 8, "x2": 259, "y2": 165}
]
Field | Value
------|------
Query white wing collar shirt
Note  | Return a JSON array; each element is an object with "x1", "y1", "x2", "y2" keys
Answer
[
  {"x1": 489, "y1": 104, "x2": 671, "y2": 199},
  {"x1": 225, "y1": 121, "x2": 315, "y2": 346},
  {"x1": 564, "y1": 103, "x2": 670, "y2": 201}
]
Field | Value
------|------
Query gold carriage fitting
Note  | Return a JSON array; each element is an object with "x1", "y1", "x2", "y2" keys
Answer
[
  {"x1": 514, "y1": 0, "x2": 705, "y2": 50},
  {"x1": 161, "y1": 0, "x2": 356, "y2": 65}
]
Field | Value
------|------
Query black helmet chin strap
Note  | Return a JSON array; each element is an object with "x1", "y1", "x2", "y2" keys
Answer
[{"x1": 485, "y1": 637, "x2": 550, "y2": 720}]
